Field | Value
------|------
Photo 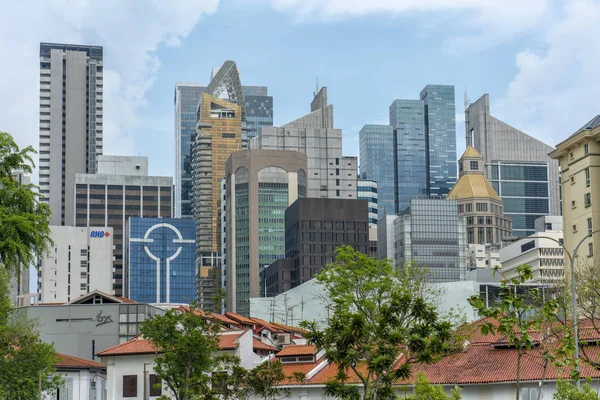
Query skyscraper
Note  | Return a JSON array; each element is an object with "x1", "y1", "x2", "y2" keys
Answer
[
  {"x1": 126, "y1": 217, "x2": 196, "y2": 304},
  {"x1": 174, "y1": 83, "x2": 205, "y2": 219},
  {"x1": 389, "y1": 99, "x2": 427, "y2": 212},
  {"x1": 242, "y1": 86, "x2": 273, "y2": 147},
  {"x1": 224, "y1": 149, "x2": 307, "y2": 315},
  {"x1": 251, "y1": 87, "x2": 358, "y2": 199},
  {"x1": 394, "y1": 198, "x2": 467, "y2": 282},
  {"x1": 420, "y1": 85, "x2": 457, "y2": 196},
  {"x1": 359, "y1": 125, "x2": 394, "y2": 217},
  {"x1": 466, "y1": 94, "x2": 560, "y2": 236},
  {"x1": 192, "y1": 61, "x2": 245, "y2": 310},
  {"x1": 39, "y1": 43, "x2": 104, "y2": 226}
]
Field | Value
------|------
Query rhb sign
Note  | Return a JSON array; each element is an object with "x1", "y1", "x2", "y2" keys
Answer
[{"x1": 90, "y1": 231, "x2": 110, "y2": 238}]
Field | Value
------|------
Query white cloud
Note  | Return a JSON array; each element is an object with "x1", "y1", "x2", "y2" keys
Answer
[
  {"x1": 0, "y1": 0, "x2": 218, "y2": 172},
  {"x1": 504, "y1": 0, "x2": 600, "y2": 145},
  {"x1": 266, "y1": 0, "x2": 551, "y2": 53}
]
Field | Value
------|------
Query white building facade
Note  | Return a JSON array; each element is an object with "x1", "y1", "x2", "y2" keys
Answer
[
  {"x1": 38, "y1": 226, "x2": 114, "y2": 303},
  {"x1": 500, "y1": 230, "x2": 564, "y2": 283}
]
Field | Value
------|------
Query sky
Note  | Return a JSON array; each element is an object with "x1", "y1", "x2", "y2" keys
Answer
[{"x1": 1, "y1": 0, "x2": 599, "y2": 180}]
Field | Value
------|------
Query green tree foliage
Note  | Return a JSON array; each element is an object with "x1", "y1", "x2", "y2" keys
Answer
[
  {"x1": 469, "y1": 265, "x2": 560, "y2": 400},
  {"x1": 0, "y1": 269, "x2": 62, "y2": 398},
  {"x1": 0, "y1": 131, "x2": 52, "y2": 279},
  {"x1": 402, "y1": 373, "x2": 461, "y2": 400},
  {"x1": 139, "y1": 306, "x2": 226, "y2": 400},
  {"x1": 244, "y1": 359, "x2": 290, "y2": 400},
  {"x1": 300, "y1": 246, "x2": 460, "y2": 400},
  {"x1": 554, "y1": 379, "x2": 600, "y2": 400}
]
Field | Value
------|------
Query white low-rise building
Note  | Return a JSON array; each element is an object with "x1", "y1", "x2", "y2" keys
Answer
[
  {"x1": 500, "y1": 230, "x2": 564, "y2": 283},
  {"x1": 468, "y1": 243, "x2": 501, "y2": 270},
  {"x1": 38, "y1": 226, "x2": 114, "y2": 303},
  {"x1": 46, "y1": 353, "x2": 107, "y2": 400}
]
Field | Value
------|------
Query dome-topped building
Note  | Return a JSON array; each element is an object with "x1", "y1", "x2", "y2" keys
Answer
[{"x1": 448, "y1": 146, "x2": 512, "y2": 245}]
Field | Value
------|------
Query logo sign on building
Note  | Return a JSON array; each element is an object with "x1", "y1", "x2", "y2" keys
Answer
[{"x1": 90, "y1": 231, "x2": 110, "y2": 238}]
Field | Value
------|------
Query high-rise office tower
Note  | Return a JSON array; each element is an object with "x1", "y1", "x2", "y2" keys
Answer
[
  {"x1": 466, "y1": 94, "x2": 560, "y2": 236},
  {"x1": 39, "y1": 43, "x2": 104, "y2": 226},
  {"x1": 251, "y1": 87, "x2": 358, "y2": 199},
  {"x1": 357, "y1": 179, "x2": 378, "y2": 226},
  {"x1": 174, "y1": 83, "x2": 205, "y2": 219},
  {"x1": 359, "y1": 125, "x2": 394, "y2": 217},
  {"x1": 224, "y1": 149, "x2": 307, "y2": 315},
  {"x1": 420, "y1": 85, "x2": 457, "y2": 196},
  {"x1": 174, "y1": 83, "x2": 272, "y2": 218},
  {"x1": 74, "y1": 156, "x2": 172, "y2": 297},
  {"x1": 389, "y1": 99, "x2": 427, "y2": 212},
  {"x1": 126, "y1": 217, "x2": 196, "y2": 304},
  {"x1": 192, "y1": 61, "x2": 244, "y2": 310},
  {"x1": 394, "y1": 198, "x2": 467, "y2": 282},
  {"x1": 242, "y1": 86, "x2": 273, "y2": 147}
]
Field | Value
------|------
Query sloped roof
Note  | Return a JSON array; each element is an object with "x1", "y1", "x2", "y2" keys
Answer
[
  {"x1": 68, "y1": 290, "x2": 132, "y2": 305},
  {"x1": 276, "y1": 345, "x2": 316, "y2": 357},
  {"x1": 97, "y1": 337, "x2": 159, "y2": 357},
  {"x1": 225, "y1": 312, "x2": 256, "y2": 326},
  {"x1": 446, "y1": 174, "x2": 501, "y2": 201},
  {"x1": 219, "y1": 332, "x2": 244, "y2": 350},
  {"x1": 55, "y1": 353, "x2": 105, "y2": 369},
  {"x1": 253, "y1": 339, "x2": 279, "y2": 352},
  {"x1": 460, "y1": 145, "x2": 482, "y2": 159},
  {"x1": 569, "y1": 115, "x2": 600, "y2": 139}
]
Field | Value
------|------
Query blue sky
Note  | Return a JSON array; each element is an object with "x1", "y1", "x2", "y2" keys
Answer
[{"x1": 2, "y1": 0, "x2": 599, "y2": 181}]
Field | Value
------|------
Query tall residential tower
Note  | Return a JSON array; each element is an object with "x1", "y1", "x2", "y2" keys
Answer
[{"x1": 39, "y1": 43, "x2": 104, "y2": 226}]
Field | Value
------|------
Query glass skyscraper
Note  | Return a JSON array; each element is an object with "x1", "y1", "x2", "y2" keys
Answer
[
  {"x1": 242, "y1": 86, "x2": 273, "y2": 147},
  {"x1": 174, "y1": 83, "x2": 205, "y2": 218},
  {"x1": 420, "y1": 85, "x2": 457, "y2": 197},
  {"x1": 389, "y1": 99, "x2": 427, "y2": 213},
  {"x1": 359, "y1": 125, "x2": 394, "y2": 217},
  {"x1": 126, "y1": 217, "x2": 196, "y2": 304}
]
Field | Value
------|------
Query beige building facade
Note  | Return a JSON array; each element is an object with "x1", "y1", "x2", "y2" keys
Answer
[
  {"x1": 447, "y1": 146, "x2": 512, "y2": 245},
  {"x1": 550, "y1": 115, "x2": 600, "y2": 265}
]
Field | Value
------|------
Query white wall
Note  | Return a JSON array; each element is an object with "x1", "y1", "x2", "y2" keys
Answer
[
  {"x1": 104, "y1": 354, "x2": 168, "y2": 400},
  {"x1": 97, "y1": 155, "x2": 149, "y2": 176},
  {"x1": 45, "y1": 369, "x2": 106, "y2": 400}
]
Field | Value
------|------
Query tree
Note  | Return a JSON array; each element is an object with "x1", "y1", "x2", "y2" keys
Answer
[
  {"x1": 468, "y1": 265, "x2": 561, "y2": 400},
  {"x1": 0, "y1": 268, "x2": 62, "y2": 398},
  {"x1": 300, "y1": 246, "x2": 460, "y2": 400},
  {"x1": 554, "y1": 379, "x2": 600, "y2": 400},
  {"x1": 139, "y1": 305, "x2": 224, "y2": 400},
  {"x1": 402, "y1": 373, "x2": 461, "y2": 400},
  {"x1": 244, "y1": 359, "x2": 290, "y2": 400},
  {"x1": 0, "y1": 131, "x2": 52, "y2": 279}
]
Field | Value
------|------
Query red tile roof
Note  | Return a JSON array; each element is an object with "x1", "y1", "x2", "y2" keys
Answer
[
  {"x1": 253, "y1": 339, "x2": 279, "y2": 352},
  {"x1": 55, "y1": 353, "x2": 105, "y2": 369},
  {"x1": 271, "y1": 322, "x2": 308, "y2": 335},
  {"x1": 225, "y1": 312, "x2": 256, "y2": 326},
  {"x1": 276, "y1": 345, "x2": 316, "y2": 357},
  {"x1": 219, "y1": 333, "x2": 243, "y2": 350},
  {"x1": 250, "y1": 317, "x2": 280, "y2": 333},
  {"x1": 178, "y1": 306, "x2": 242, "y2": 328},
  {"x1": 97, "y1": 337, "x2": 159, "y2": 357}
]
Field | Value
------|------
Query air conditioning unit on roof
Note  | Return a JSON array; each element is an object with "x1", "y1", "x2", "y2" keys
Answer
[{"x1": 276, "y1": 333, "x2": 291, "y2": 345}]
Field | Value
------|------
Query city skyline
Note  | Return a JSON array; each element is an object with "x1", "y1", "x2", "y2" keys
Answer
[{"x1": 2, "y1": 1, "x2": 596, "y2": 183}]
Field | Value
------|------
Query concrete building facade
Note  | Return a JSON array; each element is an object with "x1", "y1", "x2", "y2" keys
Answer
[
  {"x1": 225, "y1": 149, "x2": 307, "y2": 315},
  {"x1": 466, "y1": 94, "x2": 560, "y2": 236},
  {"x1": 38, "y1": 226, "x2": 114, "y2": 303},
  {"x1": 550, "y1": 115, "x2": 600, "y2": 267},
  {"x1": 500, "y1": 231, "x2": 565, "y2": 284},
  {"x1": 39, "y1": 43, "x2": 104, "y2": 226},
  {"x1": 447, "y1": 146, "x2": 512, "y2": 245},
  {"x1": 97, "y1": 155, "x2": 148, "y2": 176},
  {"x1": 250, "y1": 87, "x2": 358, "y2": 200},
  {"x1": 282, "y1": 198, "x2": 370, "y2": 290},
  {"x1": 74, "y1": 170, "x2": 173, "y2": 297},
  {"x1": 394, "y1": 198, "x2": 467, "y2": 282},
  {"x1": 377, "y1": 215, "x2": 397, "y2": 262}
]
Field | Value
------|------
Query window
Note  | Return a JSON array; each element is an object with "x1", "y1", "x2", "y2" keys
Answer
[
  {"x1": 586, "y1": 168, "x2": 590, "y2": 187},
  {"x1": 476, "y1": 202, "x2": 488, "y2": 212},
  {"x1": 459, "y1": 162, "x2": 463, "y2": 173},
  {"x1": 570, "y1": 152, "x2": 574, "y2": 159},
  {"x1": 589, "y1": 242, "x2": 594, "y2": 257},
  {"x1": 572, "y1": 200, "x2": 576, "y2": 208},
  {"x1": 466, "y1": 217, "x2": 473, "y2": 225},
  {"x1": 470, "y1": 161, "x2": 478, "y2": 170},
  {"x1": 122, "y1": 375, "x2": 137, "y2": 397},
  {"x1": 585, "y1": 193, "x2": 591, "y2": 207},
  {"x1": 465, "y1": 203, "x2": 472, "y2": 213},
  {"x1": 571, "y1": 176, "x2": 575, "y2": 184},
  {"x1": 589, "y1": 218, "x2": 593, "y2": 235},
  {"x1": 149, "y1": 374, "x2": 162, "y2": 396},
  {"x1": 585, "y1": 143, "x2": 589, "y2": 155},
  {"x1": 573, "y1": 224, "x2": 578, "y2": 233},
  {"x1": 80, "y1": 283, "x2": 87, "y2": 291},
  {"x1": 458, "y1": 204, "x2": 464, "y2": 214}
]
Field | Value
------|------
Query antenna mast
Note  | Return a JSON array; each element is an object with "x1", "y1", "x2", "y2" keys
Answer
[{"x1": 464, "y1": 84, "x2": 471, "y2": 147}]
